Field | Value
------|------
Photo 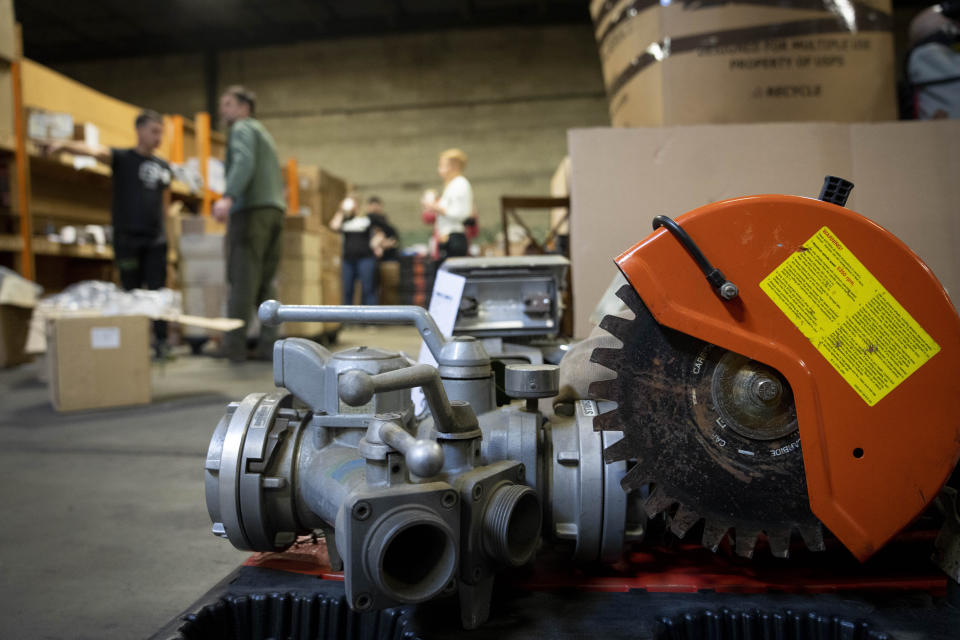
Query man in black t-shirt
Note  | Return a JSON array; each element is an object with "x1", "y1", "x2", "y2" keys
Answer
[{"x1": 49, "y1": 110, "x2": 172, "y2": 357}]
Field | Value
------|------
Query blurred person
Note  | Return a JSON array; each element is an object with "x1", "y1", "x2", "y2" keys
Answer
[
  {"x1": 365, "y1": 196, "x2": 401, "y2": 305},
  {"x1": 420, "y1": 189, "x2": 441, "y2": 260},
  {"x1": 365, "y1": 196, "x2": 399, "y2": 261},
  {"x1": 329, "y1": 195, "x2": 381, "y2": 306},
  {"x1": 212, "y1": 85, "x2": 285, "y2": 362},
  {"x1": 905, "y1": 2, "x2": 960, "y2": 118},
  {"x1": 47, "y1": 110, "x2": 172, "y2": 359},
  {"x1": 424, "y1": 148, "x2": 474, "y2": 264}
]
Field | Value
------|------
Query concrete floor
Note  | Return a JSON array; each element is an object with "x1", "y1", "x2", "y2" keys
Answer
[{"x1": 0, "y1": 326, "x2": 423, "y2": 640}]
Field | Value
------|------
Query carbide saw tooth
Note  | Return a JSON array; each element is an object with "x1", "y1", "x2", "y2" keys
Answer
[
  {"x1": 602, "y1": 435, "x2": 635, "y2": 462},
  {"x1": 589, "y1": 347, "x2": 621, "y2": 371},
  {"x1": 599, "y1": 315, "x2": 634, "y2": 341},
  {"x1": 767, "y1": 529, "x2": 792, "y2": 558},
  {"x1": 734, "y1": 529, "x2": 760, "y2": 559},
  {"x1": 588, "y1": 379, "x2": 619, "y2": 402},
  {"x1": 701, "y1": 520, "x2": 732, "y2": 551},
  {"x1": 669, "y1": 504, "x2": 701, "y2": 538},
  {"x1": 643, "y1": 485, "x2": 678, "y2": 518},
  {"x1": 798, "y1": 523, "x2": 825, "y2": 552},
  {"x1": 618, "y1": 463, "x2": 651, "y2": 491},
  {"x1": 614, "y1": 284, "x2": 638, "y2": 305},
  {"x1": 592, "y1": 409, "x2": 623, "y2": 432}
]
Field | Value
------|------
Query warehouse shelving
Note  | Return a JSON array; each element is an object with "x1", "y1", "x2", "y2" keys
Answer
[
  {"x1": 0, "y1": 19, "x2": 325, "y2": 296},
  {"x1": 0, "y1": 53, "x2": 226, "y2": 291}
]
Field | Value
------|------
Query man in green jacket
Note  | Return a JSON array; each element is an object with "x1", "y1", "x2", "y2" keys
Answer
[{"x1": 213, "y1": 85, "x2": 285, "y2": 362}]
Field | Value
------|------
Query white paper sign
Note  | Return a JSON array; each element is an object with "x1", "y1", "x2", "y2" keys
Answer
[
  {"x1": 412, "y1": 270, "x2": 466, "y2": 415},
  {"x1": 90, "y1": 327, "x2": 121, "y2": 350}
]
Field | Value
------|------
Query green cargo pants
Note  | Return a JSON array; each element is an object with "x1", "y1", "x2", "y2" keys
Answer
[{"x1": 224, "y1": 206, "x2": 284, "y2": 361}]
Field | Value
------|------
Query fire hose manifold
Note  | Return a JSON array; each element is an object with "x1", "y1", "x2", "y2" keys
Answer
[
  {"x1": 205, "y1": 303, "x2": 644, "y2": 627},
  {"x1": 205, "y1": 179, "x2": 960, "y2": 629}
]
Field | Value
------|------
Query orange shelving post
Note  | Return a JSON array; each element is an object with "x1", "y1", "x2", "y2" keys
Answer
[
  {"x1": 286, "y1": 157, "x2": 298, "y2": 215},
  {"x1": 195, "y1": 112, "x2": 213, "y2": 216},
  {"x1": 167, "y1": 114, "x2": 185, "y2": 164},
  {"x1": 10, "y1": 27, "x2": 33, "y2": 280}
]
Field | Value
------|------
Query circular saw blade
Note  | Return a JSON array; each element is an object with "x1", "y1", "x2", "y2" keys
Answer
[{"x1": 589, "y1": 284, "x2": 824, "y2": 558}]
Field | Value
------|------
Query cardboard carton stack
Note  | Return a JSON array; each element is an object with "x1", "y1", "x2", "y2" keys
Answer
[
  {"x1": 294, "y1": 165, "x2": 349, "y2": 231},
  {"x1": 589, "y1": 0, "x2": 896, "y2": 127},
  {"x1": 178, "y1": 216, "x2": 226, "y2": 337},
  {"x1": 319, "y1": 227, "x2": 342, "y2": 334},
  {"x1": 278, "y1": 221, "x2": 322, "y2": 337},
  {"x1": 276, "y1": 219, "x2": 343, "y2": 337}
]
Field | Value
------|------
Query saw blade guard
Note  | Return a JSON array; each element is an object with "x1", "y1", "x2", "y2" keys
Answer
[{"x1": 611, "y1": 194, "x2": 960, "y2": 561}]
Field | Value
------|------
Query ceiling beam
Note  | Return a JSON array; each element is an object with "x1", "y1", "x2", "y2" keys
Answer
[{"x1": 20, "y1": 0, "x2": 591, "y2": 64}]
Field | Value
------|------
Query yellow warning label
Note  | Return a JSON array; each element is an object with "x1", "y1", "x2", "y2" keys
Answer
[{"x1": 760, "y1": 226, "x2": 940, "y2": 406}]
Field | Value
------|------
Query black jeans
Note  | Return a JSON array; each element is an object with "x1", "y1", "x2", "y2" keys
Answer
[
  {"x1": 438, "y1": 232, "x2": 468, "y2": 265},
  {"x1": 114, "y1": 233, "x2": 168, "y2": 344},
  {"x1": 225, "y1": 207, "x2": 284, "y2": 361}
]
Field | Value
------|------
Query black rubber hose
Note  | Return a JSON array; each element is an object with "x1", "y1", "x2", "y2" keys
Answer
[{"x1": 651, "y1": 215, "x2": 728, "y2": 290}]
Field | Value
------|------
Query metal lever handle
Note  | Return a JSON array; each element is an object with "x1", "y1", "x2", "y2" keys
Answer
[
  {"x1": 370, "y1": 416, "x2": 444, "y2": 478},
  {"x1": 259, "y1": 300, "x2": 447, "y2": 360},
  {"x1": 339, "y1": 365, "x2": 458, "y2": 432}
]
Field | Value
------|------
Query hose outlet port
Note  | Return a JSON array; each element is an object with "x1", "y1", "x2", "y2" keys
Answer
[
  {"x1": 365, "y1": 508, "x2": 458, "y2": 604},
  {"x1": 483, "y1": 483, "x2": 542, "y2": 567}
]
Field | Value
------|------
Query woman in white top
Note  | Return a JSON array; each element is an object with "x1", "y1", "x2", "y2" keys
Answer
[{"x1": 426, "y1": 148, "x2": 474, "y2": 263}]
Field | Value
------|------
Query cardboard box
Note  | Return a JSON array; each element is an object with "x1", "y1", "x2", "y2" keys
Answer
[
  {"x1": 0, "y1": 0, "x2": 14, "y2": 62},
  {"x1": 0, "y1": 305, "x2": 32, "y2": 367},
  {"x1": 298, "y1": 166, "x2": 319, "y2": 193},
  {"x1": 283, "y1": 231, "x2": 321, "y2": 259},
  {"x1": 174, "y1": 217, "x2": 227, "y2": 290},
  {"x1": 319, "y1": 227, "x2": 342, "y2": 268},
  {"x1": 277, "y1": 282, "x2": 323, "y2": 337},
  {"x1": 379, "y1": 261, "x2": 401, "y2": 306},
  {"x1": 568, "y1": 121, "x2": 960, "y2": 336},
  {"x1": 296, "y1": 165, "x2": 321, "y2": 221},
  {"x1": 590, "y1": 0, "x2": 896, "y2": 126},
  {"x1": 284, "y1": 214, "x2": 320, "y2": 234},
  {"x1": 73, "y1": 122, "x2": 100, "y2": 146},
  {"x1": 180, "y1": 257, "x2": 225, "y2": 286},
  {"x1": 47, "y1": 315, "x2": 151, "y2": 412},
  {"x1": 182, "y1": 285, "x2": 226, "y2": 318},
  {"x1": 179, "y1": 233, "x2": 225, "y2": 259},
  {"x1": 277, "y1": 281, "x2": 321, "y2": 305},
  {"x1": 320, "y1": 270, "x2": 343, "y2": 335},
  {"x1": 319, "y1": 171, "x2": 349, "y2": 222},
  {"x1": 26, "y1": 108, "x2": 74, "y2": 141},
  {"x1": 181, "y1": 285, "x2": 227, "y2": 338},
  {"x1": 180, "y1": 215, "x2": 225, "y2": 236},
  {"x1": 550, "y1": 156, "x2": 571, "y2": 236},
  {"x1": 0, "y1": 268, "x2": 40, "y2": 367},
  {"x1": 0, "y1": 62, "x2": 13, "y2": 150},
  {"x1": 296, "y1": 165, "x2": 349, "y2": 227},
  {"x1": 279, "y1": 257, "x2": 321, "y2": 284}
]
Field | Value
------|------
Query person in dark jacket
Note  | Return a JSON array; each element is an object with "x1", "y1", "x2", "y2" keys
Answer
[
  {"x1": 48, "y1": 110, "x2": 173, "y2": 359},
  {"x1": 213, "y1": 85, "x2": 286, "y2": 362}
]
